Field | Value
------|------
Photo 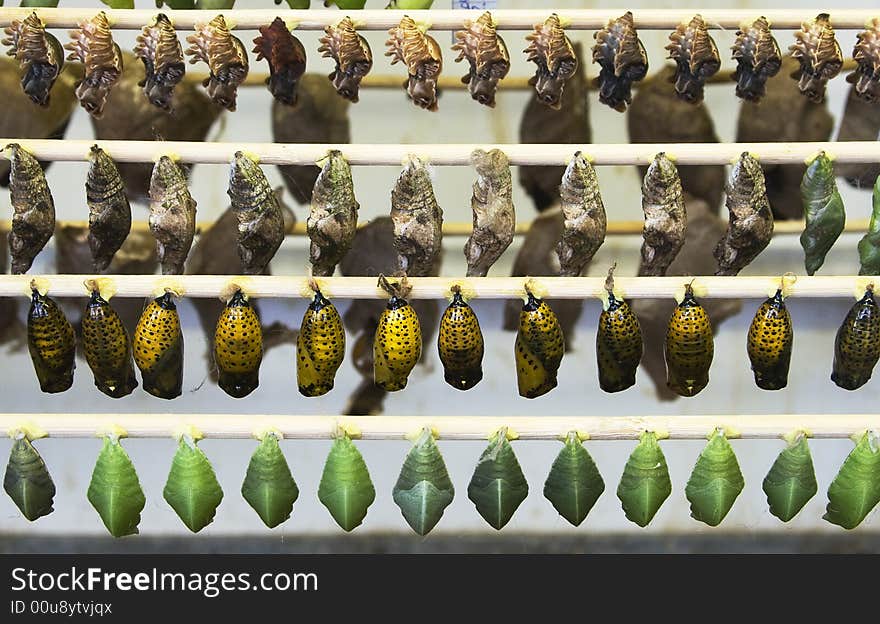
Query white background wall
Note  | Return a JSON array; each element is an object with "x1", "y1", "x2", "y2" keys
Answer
[{"x1": 2, "y1": 0, "x2": 880, "y2": 541}]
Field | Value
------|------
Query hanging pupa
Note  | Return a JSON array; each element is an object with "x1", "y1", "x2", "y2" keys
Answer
[
  {"x1": 133, "y1": 13, "x2": 185, "y2": 111},
  {"x1": 241, "y1": 433, "x2": 299, "y2": 529},
  {"x1": 87, "y1": 436, "x2": 146, "y2": 538},
  {"x1": 789, "y1": 13, "x2": 843, "y2": 103},
  {"x1": 638, "y1": 153, "x2": 686, "y2": 277},
  {"x1": 308, "y1": 150, "x2": 359, "y2": 277},
  {"x1": 438, "y1": 285, "x2": 484, "y2": 390},
  {"x1": 848, "y1": 19, "x2": 880, "y2": 103},
  {"x1": 800, "y1": 152, "x2": 845, "y2": 275},
  {"x1": 616, "y1": 431, "x2": 672, "y2": 527},
  {"x1": 27, "y1": 288, "x2": 76, "y2": 394},
  {"x1": 467, "y1": 428, "x2": 529, "y2": 530},
  {"x1": 831, "y1": 286, "x2": 880, "y2": 390},
  {"x1": 317, "y1": 16, "x2": 373, "y2": 103},
  {"x1": 6, "y1": 143, "x2": 55, "y2": 275},
  {"x1": 65, "y1": 12, "x2": 123, "y2": 117},
  {"x1": 523, "y1": 14, "x2": 578, "y2": 109},
  {"x1": 596, "y1": 267, "x2": 643, "y2": 393},
  {"x1": 464, "y1": 148, "x2": 515, "y2": 278},
  {"x1": 747, "y1": 289, "x2": 794, "y2": 391},
  {"x1": 385, "y1": 16, "x2": 443, "y2": 111},
  {"x1": 185, "y1": 15, "x2": 249, "y2": 111},
  {"x1": 556, "y1": 152, "x2": 606, "y2": 277},
  {"x1": 515, "y1": 286, "x2": 564, "y2": 398},
  {"x1": 451, "y1": 11, "x2": 510, "y2": 108},
  {"x1": 591, "y1": 11, "x2": 648, "y2": 112},
  {"x1": 4, "y1": 434, "x2": 55, "y2": 522},
  {"x1": 823, "y1": 430, "x2": 880, "y2": 529},
  {"x1": 762, "y1": 433, "x2": 818, "y2": 522},
  {"x1": 252, "y1": 17, "x2": 307, "y2": 106},
  {"x1": 163, "y1": 435, "x2": 224, "y2": 533},
  {"x1": 664, "y1": 283, "x2": 713, "y2": 397},
  {"x1": 86, "y1": 145, "x2": 132, "y2": 273},
  {"x1": 392, "y1": 428, "x2": 455, "y2": 536},
  {"x1": 318, "y1": 430, "x2": 376, "y2": 532},
  {"x1": 665, "y1": 15, "x2": 721, "y2": 104},
  {"x1": 391, "y1": 156, "x2": 443, "y2": 277},
  {"x1": 857, "y1": 174, "x2": 880, "y2": 275},
  {"x1": 2, "y1": 11, "x2": 65, "y2": 106},
  {"x1": 133, "y1": 291, "x2": 184, "y2": 400},
  {"x1": 214, "y1": 289, "x2": 263, "y2": 398},
  {"x1": 685, "y1": 429, "x2": 745, "y2": 527},
  {"x1": 296, "y1": 286, "x2": 346, "y2": 397},
  {"x1": 543, "y1": 432, "x2": 605, "y2": 527},
  {"x1": 148, "y1": 156, "x2": 197, "y2": 276},
  {"x1": 82, "y1": 287, "x2": 138, "y2": 399},
  {"x1": 373, "y1": 276, "x2": 422, "y2": 392},
  {"x1": 731, "y1": 17, "x2": 782, "y2": 102}
]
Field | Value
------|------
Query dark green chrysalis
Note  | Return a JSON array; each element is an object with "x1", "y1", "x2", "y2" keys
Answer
[
  {"x1": 162, "y1": 438, "x2": 224, "y2": 533},
  {"x1": 762, "y1": 434, "x2": 818, "y2": 522},
  {"x1": 616, "y1": 431, "x2": 672, "y2": 527},
  {"x1": 685, "y1": 430, "x2": 745, "y2": 527},
  {"x1": 241, "y1": 434, "x2": 299, "y2": 529},
  {"x1": 317, "y1": 432, "x2": 376, "y2": 532},
  {"x1": 467, "y1": 429, "x2": 529, "y2": 530},
  {"x1": 799, "y1": 152, "x2": 845, "y2": 276},
  {"x1": 392, "y1": 428, "x2": 454, "y2": 536},
  {"x1": 4, "y1": 436, "x2": 55, "y2": 522},
  {"x1": 823, "y1": 430, "x2": 880, "y2": 530},
  {"x1": 543, "y1": 432, "x2": 605, "y2": 526},
  {"x1": 857, "y1": 174, "x2": 880, "y2": 275},
  {"x1": 87, "y1": 437, "x2": 146, "y2": 538}
]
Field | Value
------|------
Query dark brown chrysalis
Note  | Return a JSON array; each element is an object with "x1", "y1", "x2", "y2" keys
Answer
[
  {"x1": 2, "y1": 12, "x2": 65, "y2": 107},
  {"x1": 592, "y1": 11, "x2": 648, "y2": 113},
  {"x1": 133, "y1": 14, "x2": 185, "y2": 112},
  {"x1": 185, "y1": 15, "x2": 249, "y2": 111},
  {"x1": 385, "y1": 16, "x2": 443, "y2": 112},
  {"x1": 253, "y1": 17, "x2": 306, "y2": 107},
  {"x1": 524, "y1": 13, "x2": 578, "y2": 110},
  {"x1": 317, "y1": 17, "x2": 373, "y2": 103},
  {"x1": 848, "y1": 18, "x2": 880, "y2": 103},
  {"x1": 452, "y1": 11, "x2": 510, "y2": 108},
  {"x1": 6, "y1": 143, "x2": 55, "y2": 275},
  {"x1": 87, "y1": 145, "x2": 132, "y2": 273},
  {"x1": 65, "y1": 11, "x2": 124, "y2": 118},
  {"x1": 731, "y1": 17, "x2": 782, "y2": 102},
  {"x1": 789, "y1": 13, "x2": 843, "y2": 103},
  {"x1": 665, "y1": 14, "x2": 721, "y2": 104}
]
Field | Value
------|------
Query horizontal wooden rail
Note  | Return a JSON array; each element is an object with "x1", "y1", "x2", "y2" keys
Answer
[
  {"x1": 2, "y1": 413, "x2": 876, "y2": 440},
  {"x1": 0, "y1": 9, "x2": 877, "y2": 31},
  {"x1": 2, "y1": 275, "x2": 876, "y2": 300},
  {"x1": 0, "y1": 140, "x2": 877, "y2": 166}
]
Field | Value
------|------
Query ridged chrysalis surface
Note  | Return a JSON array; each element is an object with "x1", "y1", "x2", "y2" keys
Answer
[
  {"x1": 82, "y1": 289, "x2": 138, "y2": 398},
  {"x1": 87, "y1": 437, "x2": 146, "y2": 538},
  {"x1": 163, "y1": 437, "x2": 224, "y2": 533},
  {"x1": 664, "y1": 284, "x2": 714, "y2": 397},
  {"x1": 317, "y1": 433, "x2": 376, "y2": 532},
  {"x1": 437, "y1": 289, "x2": 484, "y2": 390},
  {"x1": 831, "y1": 287, "x2": 880, "y2": 390},
  {"x1": 617, "y1": 431, "x2": 671, "y2": 527},
  {"x1": 823, "y1": 430, "x2": 880, "y2": 529},
  {"x1": 762, "y1": 434, "x2": 818, "y2": 522},
  {"x1": 747, "y1": 290, "x2": 794, "y2": 391},
  {"x1": 515, "y1": 291, "x2": 564, "y2": 399},
  {"x1": 241, "y1": 434, "x2": 299, "y2": 529},
  {"x1": 392, "y1": 429, "x2": 454, "y2": 536},
  {"x1": 297, "y1": 289, "x2": 345, "y2": 397},
  {"x1": 4, "y1": 436, "x2": 55, "y2": 522},
  {"x1": 543, "y1": 432, "x2": 605, "y2": 526},
  {"x1": 467, "y1": 431, "x2": 529, "y2": 530},
  {"x1": 800, "y1": 152, "x2": 845, "y2": 276},
  {"x1": 684, "y1": 430, "x2": 745, "y2": 527},
  {"x1": 27, "y1": 289, "x2": 75, "y2": 393}
]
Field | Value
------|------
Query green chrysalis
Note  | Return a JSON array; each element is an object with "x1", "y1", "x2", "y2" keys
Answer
[
  {"x1": 858, "y1": 174, "x2": 880, "y2": 275},
  {"x1": 385, "y1": 0, "x2": 434, "y2": 8},
  {"x1": 685, "y1": 430, "x2": 745, "y2": 527},
  {"x1": 467, "y1": 429, "x2": 529, "y2": 530},
  {"x1": 543, "y1": 432, "x2": 605, "y2": 527},
  {"x1": 87, "y1": 437, "x2": 146, "y2": 538},
  {"x1": 97, "y1": 0, "x2": 134, "y2": 8},
  {"x1": 616, "y1": 431, "x2": 672, "y2": 528},
  {"x1": 823, "y1": 430, "x2": 880, "y2": 530},
  {"x1": 4, "y1": 436, "x2": 55, "y2": 522},
  {"x1": 20, "y1": 0, "x2": 61, "y2": 7},
  {"x1": 162, "y1": 438, "x2": 224, "y2": 533},
  {"x1": 762, "y1": 433, "x2": 818, "y2": 522},
  {"x1": 241, "y1": 434, "x2": 299, "y2": 529},
  {"x1": 318, "y1": 432, "x2": 376, "y2": 532},
  {"x1": 275, "y1": 0, "x2": 309, "y2": 7},
  {"x1": 392, "y1": 428, "x2": 454, "y2": 536},
  {"x1": 325, "y1": 0, "x2": 366, "y2": 8},
  {"x1": 799, "y1": 151, "x2": 845, "y2": 276}
]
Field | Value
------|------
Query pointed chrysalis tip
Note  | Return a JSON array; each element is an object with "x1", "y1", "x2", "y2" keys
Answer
[
  {"x1": 489, "y1": 426, "x2": 518, "y2": 442},
  {"x1": 95, "y1": 424, "x2": 128, "y2": 442},
  {"x1": 252, "y1": 426, "x2": 282, "y2": 442},
  {"x1": 173, "y1": 424, "x2": 204, "y2": 444},
  {"x1": 782, "y1": 429, "x2": 810, "y2": 445},
  {"x1": 406, "y1": 426, "x2": 438, "y2": 443},
  {"x1": 333, "y1": 422, "x2": 361, "y2": 440}
]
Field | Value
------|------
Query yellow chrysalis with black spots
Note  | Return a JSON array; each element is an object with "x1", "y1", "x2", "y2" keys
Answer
[
  {"x1": 596, "y1": 292, "x2": 643, "y2": 393},
  {"x1": 82, "y1": 289, "x2": 138, "y2": 399},
  {"x1": 832, "y1": 286, "x2": 880, "y2": 390},
  {"x1": 664, "y1": 284, "x2": 713, "y2": 397},
  {"x1": 515, "y1": 291, "x2": 564, "y2": 398},
  {"x1": 438, "y1": 288, "x2": 484, "y2": 390},
  {"x1": 27, "y1": 289, "x2": 76, "y2": 394},
  {"x1": 374, "y1": 293, "x2": 422, "y2": 392},
  {"x1": 214, "y1": 290, "x2": 263, "y2": 398},
  {"x1": 747, "y1": 289, "x2": 793, "y2": 390},
  {"x1": 133, "y1": 292, "x2": 184, "y2": 400},
  {"x1": 297, "y1": 289, "x2": 346, "y2": 397}
]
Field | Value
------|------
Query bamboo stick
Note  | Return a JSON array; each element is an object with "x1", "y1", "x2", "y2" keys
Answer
[
  {"x1": 0, "y1": 8, "x2": 877, "y2": 31},
  {"x1": 1, "y1": 140, "x2": 877, "y2": 166},
  {"x1": 1, "y1": 413, "x2": 876, "y2": 440},
  {"x1": 2, "y1": 275, "x2": 876, "y2": 300}
]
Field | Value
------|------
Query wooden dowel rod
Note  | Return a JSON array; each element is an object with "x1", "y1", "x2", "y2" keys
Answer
[
  {"x1": 0, "y1": 8, "x2": 877, "y2": 31},
  {"x1": 2, "y1": 413, "x2": 876, "y2": 440},
  {"x1": 2, "y1": 275, "x2": 876, "y2": 300},
  {"x1": 1, "y1": 140, "x2": 877, "y2": 166}
]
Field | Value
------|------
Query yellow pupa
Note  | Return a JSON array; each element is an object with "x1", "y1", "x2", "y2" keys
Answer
[
  {"x1": 438, "y1": 285, "x2": 484, "y2": 390},
  {"x1": 82, "y1": 287, "x2": 138, "y2": 399},
  {"x1": 27, "y1": 288, "x2": 76, "y2": 394},
  {"x1": 133, "y1": 291, "x2": 184, "y2": 400},
  {"x1": 664, "y1": 282, "x2": 713, "y2": 397},
  {"x1": 515, "y1": 285, "x2": 564, "y2": 398},
  {"x1": 214, "y1": 289, "x2": 263, "y2": 398},
  {"x1": 297, "y1": 286, "x2": 346, "y2": 397},
  {"x1": 374, "y1": 276, "x2": 422, "y2": 392},
  {"x1": 596, "y1": 267, "x2": 643, "y2": 393}
]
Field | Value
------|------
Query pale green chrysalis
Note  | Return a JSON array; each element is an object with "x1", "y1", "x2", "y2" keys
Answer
[
  {"x1": 392, "y1": 428, "x2": 454, "y2": 536},
  {"x1": 162, "y1": 437, "x2": 224, "y2": 533},
  {"x1": 3, "y1": 436, "x2": 55, "y2": 522},
  {"x1": 241, "y1": 434, "x2": 299, "y2": 529},
  {"x1": 857, "y1": 173, "x2": 880, "y2": 276},
  {"x1": 543, "y1": 432, "x2": 605, "y2": 527},
  {"x1": 762, "y1": 434, "x2": 818, "y2": 522},
  {"x1": 799, "y1": 151, "x2": 845, "y2": 276},
  {"x1": 823, "y1": 430, "x2": 880, "y2": 530},
  {"x1": 685, "y1": 429, "x2": 745, "y2": 527},
  {"x1": 317, "y1": 432, "x2": 376, "y2": 532},
  {"x1": 616, "y1": 431, "x2": 672, "y2": 528},
  {"x1": 87, "y1": 437, "x2": 146, "y2": 537},
  {"x1": 467, "y1": 429, "x2": 529, "y2": 530}
]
